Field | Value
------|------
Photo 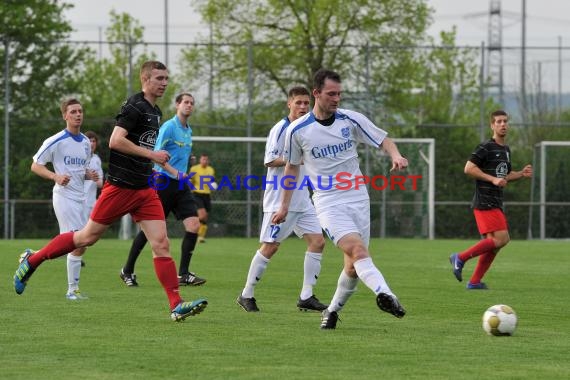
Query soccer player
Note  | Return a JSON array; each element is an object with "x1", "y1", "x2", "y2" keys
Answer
[
  {"x1": 14, "y1": 61, "x2": 207, "y2": 321},
  {"x1": 272, "y1": 69, "x2": 407, "y2": 329},
  {"x1": 189, "y1": 153, "x2": 215, "y2": 243},
  {"x1": 449, "y1": 110, "x2": 532, "y2": 289},
  {"x1": 31, "y1": 98, "x2": 98, "y2": 300},
  {"x1": 237, "y1": 86, "x2": 327, "y2": 313},
  {"x1": 120, "y1": 92, "x2": 206, "y2": 287}
]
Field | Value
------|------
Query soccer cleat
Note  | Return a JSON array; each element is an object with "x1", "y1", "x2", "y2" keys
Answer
[
  {"x1": 179, "y1": 272, "x2": 207, "y2": 286},
  {"x1": 236, "y1": 295, "x2": 260, "y2": 312},
  {"x1": 320, "y1": 309, "x2": 339, "y2": 329},
  {"x1": 14, "y1": 249, "x2": 36, "y2": 295},
  {"x1": 297, "y1": 295, "x2": 328, "y2": 312},
  {"x1": 198, "y1": 237, "x2": 206, "y2": 243},
  {"x1": 467, "y1": 282, "x2": 489, "y2": 290},
  {"x1": 376, "y1": 292, "x2": 406, "y2": 318},
  {"x1": 66, "y1": 289, "x2": 89, "y2": 300},
  {"x1": 170, "y1": 299, "x2": 208, "y2": 322},
  {"x1": 119, "y1": 269, "x2": 139, "y2": 287},
  {"x1": 449, "y1": 253, "x2": 464, "y2": 282}
]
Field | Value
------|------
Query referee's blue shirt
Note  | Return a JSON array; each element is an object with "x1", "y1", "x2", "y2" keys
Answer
[{"x1": 153, "y1": 115, "x2": 193, "y2": 178}]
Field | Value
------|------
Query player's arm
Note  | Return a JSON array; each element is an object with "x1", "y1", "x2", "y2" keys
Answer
[
  {"x1": 265, "y1": 157, "x2": 286, "y2": 168},
  {"x1": 30, "y1": 162, "x2": 70, "y2": 186},
  {"x1": 465, "y1": 161, "x2": 507, "y2": 187},
  {"x1": 271, "y1": 162, "x2": 300, "y2": 224},
  {"x1": 506, "y1": 164, "x2": 533, "y2": 182},
  {"x1": 380, "y1": 137, "x2": 408, "y2": 172},
  {"x1": 109, "y1": 126, "x2": 169, "y2": 165}
]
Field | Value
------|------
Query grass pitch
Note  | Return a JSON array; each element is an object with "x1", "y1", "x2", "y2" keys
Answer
[{"x1": 0, "y1": 238, "x2": 568, "y2": 379}]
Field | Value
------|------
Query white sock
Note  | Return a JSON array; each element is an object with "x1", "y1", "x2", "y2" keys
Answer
[
  {"x1": 328, "y1": 270, "x2": 359, "y2": 312},
  {"x1": 67, "y1": 253, "x2": 83, "y2": 293},
  {"x1": 353, "y1": 257, "x2": 393, "y2": 296},
  {"x1": 300, "y1": 252, "x2": 322, "y2": 300},
  {"x1": 241, "y1": 250, "x2": 270, "y2": 298}
]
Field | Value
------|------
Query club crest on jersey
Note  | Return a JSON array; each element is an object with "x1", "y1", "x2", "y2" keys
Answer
[
  {"x1": 140, "y1": 130, "x2": 157, "y2": 150},
  {"x1": 341, "y1": 127, "x2": 350, "y2": 139},
  {"x1": 496, "y1": 162, "x2": 508, "y2": 178}
]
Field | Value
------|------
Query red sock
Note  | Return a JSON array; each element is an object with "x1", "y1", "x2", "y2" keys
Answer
[
  {"x1": 458, "y1": 238, "x2": 496, "y2": 262},
  {"x1": 469, "y1": 251, "x2": 498, "y2": 284},
  {"x1": 28, "y1": 231, "x2": 76, "y2": 268},
  {"x1": 153, "y1": 257, "x2": 183, "y2": 310}
]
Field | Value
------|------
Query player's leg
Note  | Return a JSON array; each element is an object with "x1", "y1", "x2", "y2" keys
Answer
[
  {"x1": 237, "y1": 212, "x2": 295, "y2": 312},
  {"x1": 294, "y1": 209, "x2": 327, "y2": 311},
  {"x1": 120, "y1": 230, "x2": 147, "y2": 286},
  {"x1": 468, "y1": 229, "x2": 509, "y2": 288},
  {"x1": 175, "y1": 188, "x2": 204, "y2": 285}
]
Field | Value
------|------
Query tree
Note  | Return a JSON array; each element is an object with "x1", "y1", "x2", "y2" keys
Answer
[{"x1": 1, "y1": 0, "x2": 89, "y2": 200}]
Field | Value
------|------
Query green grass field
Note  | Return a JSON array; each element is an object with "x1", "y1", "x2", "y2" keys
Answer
[{"x1": 0, "y1": 238, "x2": 568, "y2": 379}]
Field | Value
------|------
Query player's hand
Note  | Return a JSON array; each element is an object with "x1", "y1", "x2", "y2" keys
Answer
[
  {"x1": 54, "y1": 173, "x2": 71, "y2": 186},
  {"x1": 492, "y1": 177, "x2": 508, "y2": 188},
  {"x1": 521, "y1": 164, "x2": 533, "y2": 178},
  {"x1": 85, "y1": 169, "x2": 99, "y2": 182},
  {"x1": 271, "y1": 208, "x2": 288, "y2": 224},
  {"x1": 150, "y1": 150, "x2": 170, "y2": 165},
  {"x1": 390, "y1": 156, "x2": 408, "y2": 172}
]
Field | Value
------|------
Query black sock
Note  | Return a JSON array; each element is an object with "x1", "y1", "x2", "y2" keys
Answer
[
  {"x1": 123, "y1": 230, "x2": 148, "y2": 274},
  {"x1": 179, "y1": 231, "x2": 198, "y2": 275}
]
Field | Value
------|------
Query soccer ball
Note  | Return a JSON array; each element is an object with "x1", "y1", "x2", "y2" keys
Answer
[{"x1": 482, "y1": 304, "x2": 518, "y2": 336}]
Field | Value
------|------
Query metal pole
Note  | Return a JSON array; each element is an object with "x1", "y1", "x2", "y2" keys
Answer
[
  {"x1": 480, "y1": 41, "x2": 486, "y2": 142},
  {"x1": 246, "y1": 41, "x2": 253, "y2": 238},
  {"x1": 521, "y1": 0, "x2": 526, "y2": 118},
  {"x1": 558, "y1": 36, "x2": 562, "y2": 121},
  {"x1": 164, "y1": 0, "x2": 169, "y2": 67},
  {"x1": 4, "y1": 39, "x2": 11, "y2": 239}
]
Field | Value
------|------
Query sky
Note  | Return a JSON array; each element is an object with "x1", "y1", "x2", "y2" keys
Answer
[{"x1": 64, "y1": 0, "x2": 570, "y2": 92}]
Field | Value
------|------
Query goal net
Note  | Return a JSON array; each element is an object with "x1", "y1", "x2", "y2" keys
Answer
[{"x1": 528, "y1": 141, "x2": 570, "y2": 239}]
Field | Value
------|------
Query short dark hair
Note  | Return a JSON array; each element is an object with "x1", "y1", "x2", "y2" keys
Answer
[
  {"x1": 313, "y1": 69, "x2": 341, "y2": 92},
  {"x1": 140, "y1": 60, "x2": 167, "y2": 82},
  {"x1": 84, "y1": 130, "x2": 99, "y2": 142},
  {"x1": 288, "y1": 86, "x2": 310, "y2": 99},
  {"x1": 60, "y1": 98, "x2": 81, "y2": 116},
  {"x1": 490, "y1": 109, "x2": 508, "y2": 123},
  {"x1": 175, "y1": 92, "x2": 194, "y2": 104}
]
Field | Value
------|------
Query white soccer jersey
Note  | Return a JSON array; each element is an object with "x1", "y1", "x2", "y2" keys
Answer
[
  {"x1": 33, "y1": 129, "x2": 92, "y2": 202},
  {"x1": 285, "y1": 108, "x2": 388, "y2": 208},
  {"x1": 84, "y1": 153, "x2": 103, "y2": 207},
  {"x1": 263, "y1": 117, "x2": 313, "y2": 213}
]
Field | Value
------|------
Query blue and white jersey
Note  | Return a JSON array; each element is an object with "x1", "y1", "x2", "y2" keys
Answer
[
  {"x1": 33, "y1": 129, "x2": 92, "y2": 202},
  {"x1": 153, "y1": 115, "x2": 192, "y2": 179},
  {"x1": 284, "y1": 108, "x2": 387, "y2": 207},
  {"x1": 263, "y1": 117, "x2": 313, "y2": 213},
  {"x1": 84, "y1": 153, "x2": 103, "y2": 207}
]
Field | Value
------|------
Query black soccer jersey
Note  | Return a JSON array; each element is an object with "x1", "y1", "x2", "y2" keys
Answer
[
  {"x1": 468, "y1": 138, "x2": 512, "y2": 210},
  {"x1": 107, "y1": 92, "x2": 162, "y2": 189}
]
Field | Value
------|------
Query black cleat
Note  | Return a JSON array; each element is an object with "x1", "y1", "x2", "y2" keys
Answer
[
  {"x1": 119, "y1": 269, "x2": 139, "y2": 287},
  {"x1": 376, "y1": 293, "x2": 406, "y2": 318},
  {"x1": 297, "y1": 295, "x2": 328, "y2": 312},
  {"x1": 320, "y1": 309, "x2": 339, "y2": 329},
  {"x1": 179, "y1": 272, "x2": 207, "y2": 286},
  {"x1": 236, "y1": 295, "x2": 260, "y2": 312}
]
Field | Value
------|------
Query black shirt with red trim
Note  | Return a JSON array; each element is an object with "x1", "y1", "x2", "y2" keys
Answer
[
  {"x1": 107, "y1": 92, "x2": 162, "y2": 189},
  {"x1": 468, "y1": 138, "x2": 512, "y2": 210}
]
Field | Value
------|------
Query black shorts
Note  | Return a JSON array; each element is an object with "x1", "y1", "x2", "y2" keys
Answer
[
  {"x1": 157, "y1": 178, "x2": 198, "y2": 220},
  {"x1": 194, "y1": 193, "x2": 212, "y2": 213}
]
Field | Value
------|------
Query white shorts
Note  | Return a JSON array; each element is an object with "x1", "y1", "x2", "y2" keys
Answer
[
  {"x1": 317, "y1": 200, "x2": 370, "y2": 247},
  {"x1": 259, "y1": 208, "x2": 322, "y2": 244},
  {"x1": 53, "y1": 193, "x2": 88, "y2": 233}
]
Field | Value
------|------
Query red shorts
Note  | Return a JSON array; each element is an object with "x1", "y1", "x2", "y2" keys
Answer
[
  {"x1": 90, "y1": 183, "x2": 165, "y2": 225},
  {"x1": 473, "y1": 209, "x2": 508, "y2": 235}
]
